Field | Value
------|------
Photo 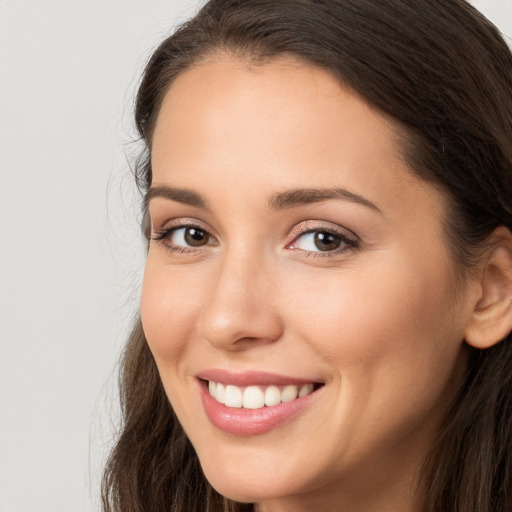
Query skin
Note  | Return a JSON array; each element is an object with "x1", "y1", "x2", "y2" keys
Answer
[{"x1": 141, "y1": 56, "x2": 482, "y2": 512}]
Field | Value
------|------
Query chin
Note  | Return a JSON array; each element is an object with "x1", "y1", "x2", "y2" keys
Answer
[{"x1": 200, "y1": 459, "x2": 300, "y2": 504}]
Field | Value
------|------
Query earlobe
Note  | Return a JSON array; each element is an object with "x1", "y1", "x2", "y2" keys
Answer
[{"x1": 465, "y1": 226, "x2": 512, "y2": 349}]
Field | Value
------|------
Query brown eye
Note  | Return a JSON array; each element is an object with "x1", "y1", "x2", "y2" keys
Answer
[
  {"x1": 183, "y1": 227, "x2": 209, "y2": 247},
  {"x1": 153, "y1": 226, "x2": 214, "y2": 249},
  {"x1": 290, "y1": 228, "x2": 358, "y2": 255},
  {"x1": 313, "y1": 232, "x2": 342, "y2": 251}
]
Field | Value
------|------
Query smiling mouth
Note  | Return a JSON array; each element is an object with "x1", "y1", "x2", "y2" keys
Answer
[{"x1": 205, "y1": 380, "x2": 322, "y2": 410}]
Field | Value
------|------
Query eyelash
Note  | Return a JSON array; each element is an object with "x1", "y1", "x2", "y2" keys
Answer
[
  {"x1": 289, "y1": 224, "x2": 360, "y2": 258},
  {"x1": 151, "y1": 222, "x2": 360, "y2": 257},
  {"x1": 151, "y1": 223, "x2": 213, "y2": 254}
]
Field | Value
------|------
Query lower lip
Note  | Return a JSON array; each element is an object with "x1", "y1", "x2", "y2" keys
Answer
[{"x1": 199, "y1": 381, "x2": 321, "y2": 436}]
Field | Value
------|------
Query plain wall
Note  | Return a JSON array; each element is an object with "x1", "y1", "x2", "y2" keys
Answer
[{"x1": 0, "y1": 1, "x2": 511, "y2": 511}]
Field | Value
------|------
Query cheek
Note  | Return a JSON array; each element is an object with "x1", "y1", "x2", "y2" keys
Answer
[
  {"x1": 140, "y1": 257, "x2": 199, "y2": 365},
  {"x1": 140, "y1": 257, "x2": 210, "y2": 431},
  {"x1": 281, "y1": 260, "x2": 467, "y2": 465},
  {"x1": 288, "y1": 263, "x2": 453, "y2": 357},
  {"x1": 284, "y1": 255, "x2": 465, "y2": 422}
]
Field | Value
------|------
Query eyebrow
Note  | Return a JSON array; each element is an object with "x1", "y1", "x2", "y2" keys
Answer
[
  {"x1": 144, "y1": 185, "x2": 208, "y2": 210},
  {"x1": 268, "y1": 187, "x2": 382, "y2": 213},
  {"x1": 145, "y1": 184, "x2": 381, "y2": 214}
]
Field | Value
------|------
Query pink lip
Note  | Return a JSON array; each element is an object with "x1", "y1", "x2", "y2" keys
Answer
[
  {"x1": 197, "y1": 371, "x2": 323, "y2": 436},
  {"x1": 197, "y1": 368, "x2": 318, "y2": 387}
]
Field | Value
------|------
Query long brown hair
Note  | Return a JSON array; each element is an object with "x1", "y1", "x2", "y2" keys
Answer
[{"x1": 102, "y1": 1, "x2": 512, "y2": 511}]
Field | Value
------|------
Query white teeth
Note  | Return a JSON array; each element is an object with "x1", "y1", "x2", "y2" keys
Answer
[
  {"x1": 243, "y1": 386, "x2": 265, "y2": 409},
  {"x1": 264, "y1": 385, "x2": 281, "y2": 407},
  {"x1": 299, "y1": 383, "x2": 314, "y2": 397},
  {"x1": 216, "y1": 383, "x2": 226, "y2": 403},
  {"x1": 224, "y1": 385, "x2": 243, "y2": 408},
  {"x1": 208, "y1": 380, "x2": 316, "y2": 409},
  {"x1": 281, "y1": 385, "x2": 298, "y2": 402}
]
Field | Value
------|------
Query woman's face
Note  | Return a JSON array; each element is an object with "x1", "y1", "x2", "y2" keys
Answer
[{"x1": 142, "y1": 56, "x2": 476, "y2": 510}]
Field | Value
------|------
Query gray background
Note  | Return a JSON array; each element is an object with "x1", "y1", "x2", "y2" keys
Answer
[{"x1": 0, "y1": 1, "x2": 510, "y2": 511}]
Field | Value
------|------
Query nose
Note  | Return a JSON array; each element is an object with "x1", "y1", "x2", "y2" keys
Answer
[{"x1": 197, "y1": 249, "x2": 284, "y2": 351}]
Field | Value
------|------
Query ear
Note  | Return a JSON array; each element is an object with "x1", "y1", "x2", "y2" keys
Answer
[{"x1": 465, "y1": 226, "x2": 512, "y2": 349}]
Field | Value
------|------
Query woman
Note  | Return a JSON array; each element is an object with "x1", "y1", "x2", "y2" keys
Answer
[{"x1": 102, "y1": 1, "x2": 512, "y2": 511}]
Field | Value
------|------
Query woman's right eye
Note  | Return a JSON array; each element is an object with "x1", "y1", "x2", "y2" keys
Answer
[
  {"x1": 171, "y1": 226, "x2": 211, "y2": 247},
  {"x1": 152, "y1": 225, "x2": 216, "y2": 251}
]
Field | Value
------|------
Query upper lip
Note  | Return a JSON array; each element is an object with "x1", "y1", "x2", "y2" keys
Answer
[{"x1": 196, "y1": 369, "x2": 322, "y2": 387}]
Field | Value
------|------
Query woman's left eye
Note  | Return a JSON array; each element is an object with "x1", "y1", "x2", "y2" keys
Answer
[{"x1": 289, "y1": 229, "x2": 358, "y2": 254}]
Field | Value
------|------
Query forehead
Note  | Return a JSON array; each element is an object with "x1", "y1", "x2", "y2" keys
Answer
[
  {"x1": 153, "y1": 54, "x2": 396, "y2": 145},
  {"x1": 151, "y1": 55, "x2": 443, "y2": 223}
]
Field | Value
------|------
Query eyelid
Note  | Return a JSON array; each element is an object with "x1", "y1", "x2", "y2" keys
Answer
[
  {"x1": 151, "y1": 217, "x2": 215, "y2": 237},
  {"x1": 289, "y1": 220, "x2": 358, "y2": 241},
  {"x1": 286, "y1": 221, "x2": 360, "y2": 256},
  {"x1": 150, "y1": 218, "x2": 218, "y2": 253},
  {"x1": 150, "y1": 217, "x2": 359, "y2": 257}
]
